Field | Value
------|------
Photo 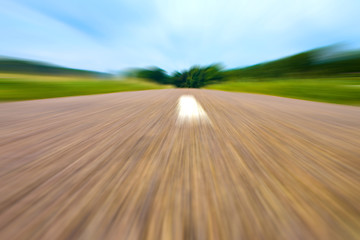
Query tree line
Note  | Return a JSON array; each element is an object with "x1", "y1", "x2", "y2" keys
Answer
[
  {"x1": 128, "y1": 64, "x2": 225, "y2": 88},
  {"x1": 126, "y1": 45, "x2": 360, "y2": 88},
  {"x1": 225, "y1": 46, "x2": 360, "y2": 79},
  {"x1": 0, "y1": 58, "x2": 111, "y2": 77}
]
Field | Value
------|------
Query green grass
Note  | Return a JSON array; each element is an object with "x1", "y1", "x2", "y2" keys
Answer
[
  {"x1": 205, "y1": 78, "x2": 360, "y2": 105},
  {"x1": 0, "y1": 73, "x2": 172, "y2": 101}
]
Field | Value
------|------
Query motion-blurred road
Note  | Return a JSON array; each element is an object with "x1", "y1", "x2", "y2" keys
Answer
[{"x1": 0, "y1": 89, "x2": 359, "y2": 240}]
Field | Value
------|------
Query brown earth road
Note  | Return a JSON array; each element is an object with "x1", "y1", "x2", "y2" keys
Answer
[{"x1": 0, "y1": 89, "x2": 359, "y2": 240}]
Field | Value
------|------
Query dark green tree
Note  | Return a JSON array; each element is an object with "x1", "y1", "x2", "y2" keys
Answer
[
  {"x1": 134, "y1": 67, "x2": 170, "y2": 84},
  {"x1": 170, "y1": 64, "x2": 224, "y2": 88}
]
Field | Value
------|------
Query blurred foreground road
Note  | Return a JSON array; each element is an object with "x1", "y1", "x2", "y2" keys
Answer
[{"x1": 0, "y1": 89, "x2": 359, "y2": 240}]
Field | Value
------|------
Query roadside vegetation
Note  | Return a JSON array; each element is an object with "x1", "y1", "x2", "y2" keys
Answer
[
  {"x1": 1, "y1": 45, "x2": 360, "y2": 104},
  {"x1": 205, "y1": 78, "x2": 360, "y2": 105},
  {"x1": 128, "y1": 45, "x2": 360, "y2": 105},
  {"x1": 0, "y1": 73, "x2": 171, "y2": 101}
]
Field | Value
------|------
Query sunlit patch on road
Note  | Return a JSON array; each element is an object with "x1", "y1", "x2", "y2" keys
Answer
[{"x1": 177, "y1": 95, "x2": 209, "y2": 124}]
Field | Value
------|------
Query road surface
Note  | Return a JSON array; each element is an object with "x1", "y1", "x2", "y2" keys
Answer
[{"x1": 0, "y1": 89, "x2": 359, "y2": 240}]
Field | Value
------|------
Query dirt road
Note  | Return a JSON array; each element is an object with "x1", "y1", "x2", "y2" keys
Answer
[{"x1": 0, "y1": 89, "x2": 359, "y2": 240}]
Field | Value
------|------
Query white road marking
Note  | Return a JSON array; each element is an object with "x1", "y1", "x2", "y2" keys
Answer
[{"x1": 177, "y1": 95, "x2": 210, "y2": 124}]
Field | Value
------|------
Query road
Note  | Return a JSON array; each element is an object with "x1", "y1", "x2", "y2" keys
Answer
[{"x1": 0, "y1": 89, "x2": 359, "y2": 240}]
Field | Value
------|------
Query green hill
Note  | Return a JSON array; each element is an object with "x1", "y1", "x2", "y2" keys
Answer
[
  {"x1": 0, "y1": 57, "x2": 111, "y2": 77},
  {"x1": 225, "y1": 46, "x2": 360, "y2": 79}
]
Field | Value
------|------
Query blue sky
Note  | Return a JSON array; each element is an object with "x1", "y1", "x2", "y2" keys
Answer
[{"x1": 1, "y1": 0, "x2": 360, "y2": 73}]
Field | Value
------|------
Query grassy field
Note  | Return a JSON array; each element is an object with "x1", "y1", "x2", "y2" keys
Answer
[
  {"x1": 0, "y1": 73, "x2": 172, "y2": 101},
  {"x1": 205, "y1": 77, "x2": 360, "y2": 105}
]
